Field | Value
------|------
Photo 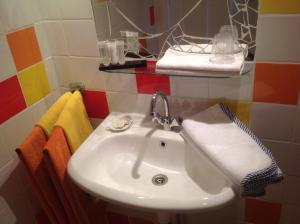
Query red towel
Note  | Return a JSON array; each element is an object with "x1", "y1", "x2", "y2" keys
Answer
[
  {"x1": 43, "y1": 127, "x2": 106, "y2": 224},
  {"x1": 16, "y1": 126, "x2": 68, "y2": 224}
]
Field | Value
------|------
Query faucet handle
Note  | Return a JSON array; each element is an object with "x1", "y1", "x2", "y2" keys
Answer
[
  {"x1": 152, "y1": 116, "x2": 164, "y2": 126},
  {"x1": 169, "y1": 116, "x2": 183, "y2": 132}
]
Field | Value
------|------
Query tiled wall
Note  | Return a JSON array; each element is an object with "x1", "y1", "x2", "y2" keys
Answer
[
  {"x1": 0, "y1": 0, "x2": 300, "y2": 223},
  {"x1": 0, "y1": 0, "x2": 61, "y2": 223},
  {"x1": 245, "y1": 2, "x2": 300, "y2": 224}
]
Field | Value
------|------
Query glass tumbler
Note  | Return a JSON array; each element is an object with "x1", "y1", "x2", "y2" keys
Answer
[
  {"x1": 98, "y1": 41, "x2": 111, "y2": 66},
  {"x1": 116, "y1": 40, "x2": 125, "y2": 65}
]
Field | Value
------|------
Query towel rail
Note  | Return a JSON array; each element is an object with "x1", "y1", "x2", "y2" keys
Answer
[{"x1": 69, "y1": 82, "x2": 85, "y2": 94}]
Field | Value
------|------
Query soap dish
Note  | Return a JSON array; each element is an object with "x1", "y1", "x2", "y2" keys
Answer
[{"x1": 108, "y1": 115, "x2": 133, "y2": 132}]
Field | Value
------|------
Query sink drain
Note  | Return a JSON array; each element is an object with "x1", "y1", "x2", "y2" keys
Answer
[{"x1": 152, "y1": 174, "x2": 168, "y2": 186}]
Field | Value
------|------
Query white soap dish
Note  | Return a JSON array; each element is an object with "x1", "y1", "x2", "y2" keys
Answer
[{"x1": 108, "y1": 115, "x2": 133, "y2": 132}]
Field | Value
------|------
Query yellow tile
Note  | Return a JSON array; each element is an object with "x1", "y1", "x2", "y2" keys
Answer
[
  {"x1": 209, "y1": 99, "x2": 251, "y2": 127},
  {"x1": 18, "y1": 62, "x2": 51, "y2": 106},
  {"x1": 260, "y1": 0, "x2": 300, "y2": 14}
]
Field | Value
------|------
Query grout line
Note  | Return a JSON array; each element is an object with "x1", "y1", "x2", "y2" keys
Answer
[
  {"x1": 260, "y1": 138, "x2": 300, "y2": 145},
  {"x1": 254, "y1": 61, "x2": 300, "y2": 65},
  {"x1": 259, "y1": 14, "x2": 300, "y2": 18},
  {"x1": 15, "y1": 73, "x2": 29, "y2": 107},
  {"x1": 252, "y1": 101, "x2": 299, "y2": 108},
  {"x1": 58, "y1": 18, "x2": 94, "y2": 22},
  {"x1": 5, "y1": 24, "x2": 35, "y2": 35},
  {"x1": 17, "y1": 60, "x2": 43, "y2": 74}
]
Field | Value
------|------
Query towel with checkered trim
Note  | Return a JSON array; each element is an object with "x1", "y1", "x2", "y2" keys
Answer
[{"x1": 181, "y1": 104, "x2": 283, "y2": 196}]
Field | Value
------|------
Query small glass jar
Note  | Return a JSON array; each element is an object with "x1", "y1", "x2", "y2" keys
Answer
[
  {"x1": 116, "y1": 40, "x2": 125, "y2": 65},
  {"x1": 107, "y1": 41, "x2": 118, "y2": 65},
  {"x1": 98, "y1": 41, "x2": 111, "y2": 66}
]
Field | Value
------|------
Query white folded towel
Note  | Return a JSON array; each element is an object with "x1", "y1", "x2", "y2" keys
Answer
[
  {"x1": 156, "y1": 44, "x2": 246, "y2": 76},
  {"x1": 181, "y1": 104, "x2": 283, "y2": 196}
]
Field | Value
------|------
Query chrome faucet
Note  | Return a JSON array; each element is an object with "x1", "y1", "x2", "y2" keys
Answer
[{"x1": 150, "y1": 90, "x2": 182, "y2": 131}]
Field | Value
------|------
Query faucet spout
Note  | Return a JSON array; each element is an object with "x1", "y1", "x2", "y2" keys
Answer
[
  {"x1": 150, "y1": 90, "x2": 175, "y2": 130},
  {"x1": 150, "y1": 91, "x2": 170, "y2": 119}
]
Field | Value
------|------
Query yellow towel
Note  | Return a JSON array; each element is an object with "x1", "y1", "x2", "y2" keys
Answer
[
  {"x1": 55, "y1": 91, "x2": 93, "y2": 152},
  {"x1": 36, "y1": 92, "x2": 72, "y2": 136}
]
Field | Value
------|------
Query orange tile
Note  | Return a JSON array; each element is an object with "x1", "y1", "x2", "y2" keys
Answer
[
  {"x1": 245, "y1": 198, "x2": 282, "y2": 224},
  {"x1": 253, "y1": 63, "x2": 300, "y2": 105},
  {"x1": 6, "y1": 27, "x2": 42, "y2": 71},
  {"x1": 260, "y1": 0, "x2": 300, "y2": 14}
]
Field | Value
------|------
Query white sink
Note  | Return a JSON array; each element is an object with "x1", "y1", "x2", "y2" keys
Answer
[{"x1": 68, "y1": 113, "x2": 235, "y2": 212}]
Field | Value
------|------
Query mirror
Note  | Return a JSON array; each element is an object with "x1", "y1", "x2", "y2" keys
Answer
[{"x1": 91, "y1": 0, "x2": 258, "y2": 65}]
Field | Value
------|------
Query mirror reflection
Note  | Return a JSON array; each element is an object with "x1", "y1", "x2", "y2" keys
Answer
[{"x1": 91, "y1": 0, "x2": 258, "y2": 72}]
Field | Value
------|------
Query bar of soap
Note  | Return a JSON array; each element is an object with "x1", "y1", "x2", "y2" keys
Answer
[{"x1": 113, "y1": 119, "x2": 128, "y2": 129}]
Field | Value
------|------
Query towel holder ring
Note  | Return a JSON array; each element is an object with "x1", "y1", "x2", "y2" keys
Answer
[{"x1": 69, "y1": 82, "x2": 85, "y2": 94}]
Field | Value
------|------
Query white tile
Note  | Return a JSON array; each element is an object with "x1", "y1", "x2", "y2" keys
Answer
[
  {"x1": 262, "y1": 140, "x2": 300, "y2": 177},
  {"x1": 53, "y1": 56, "x2": 72, "y2": 87},
  {"x1": 47, "y1": 89, "x2": 64, "y2": 103},
  {"x1": 0, "y1": 0, "x2": 20, "y2": 32},
  {"x1": 67, "y1": 57, "x2": 106, "y2": 90},
  {"x1": 37, "y1": 0, "x2": 60, "y2": 20},
  {"x1": 0, "y1": 126, "x2": 10, "y2": 168},
  {"x1": 0, "y1": 35, "x2": 17, "y2": 82},
  {"x1": 1, "y1": 107, "x2": 36, "y2": 157},
  {"x1": 0, "y1": 158, "x2": 23, "y2": 198},
  {"x1": 44, "y1": 21, "x2": 69, "y2": 56},
  {"x1": 0, "y1": 20, "x2": 5, "y2": 34},
  {"x1": 0, "y1": 0, "x2": 40, "y2": 32},
  {"x1": 255, "y1": 15, "x2": 300, "y2": 62},
  {"x1": 34, "y1": 22, "x2": 51, "y2": 58},
  {"x1": 208, "y1": 63, "x2": 254, "y2": 101},
  {"x1": 59, "y1": 0, "x2": 93, "y2": 19},
  {"x1": 280, "y1": 204, "x2": 300, "y2": 224},
  {"x1": 107, "y1": 92, "x2": 151, "y2": 114},
  {"x1": 293, "y1": 102, "x2": 300, "y2": 143},
  {"x1": 250, "y1": 103, "x2": 297, "y2": 141},
  {"x1": 63, "y1": 20, "x2": 99, "y2": 57},
  {"x1": 105, "y1": 73, "x2": 137, "y2": 93},
  {"x1": 262, "y1": 181, "x2": 285, "y2": 204},
  {"x1": 23, "y1": 94, "x2": 49, "y2": 122},
  {"x1": 170, "y1": 97, "x2": 209, "y2": 118},
  {"x1": 287, "y1": 144, "x2": 300, "y2": 176},
  {"x1": 44, "y1": 57, "x2": 60, "y2": 91},
  {"x1": 35, "y1": 21, "x2": 69, "y2": 58},
  {"x1": 0, "y1": 206, "x2": 17, "y2": 224},
  {"x1": 29, "y1": 91, "x2": 59, "y2": 124},
  {"x1": 21, "y1": 0, "x2": 41, "y2": 26},
  {"x1": 283, "y1": 175, "x2": 300, "y2": 205},
  {"x1": 170, "y1": 76, "x2": 209, "y2": 99},
  {"x1": 89, "y1": 118, "x2": 103, "y2": 129}
]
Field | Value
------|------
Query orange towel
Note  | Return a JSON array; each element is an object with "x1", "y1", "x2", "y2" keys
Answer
[
  {"x1": 16, "y1": 126, "x2": 68, "y2": 224},
  {"x1": 43, "y1": 127, "x2": 91, "y2": 224}
]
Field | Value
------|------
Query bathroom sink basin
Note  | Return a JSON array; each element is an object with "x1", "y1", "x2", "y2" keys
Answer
[{"x1": 68, "y1": 113, "x2": 235, "y2": 212}]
